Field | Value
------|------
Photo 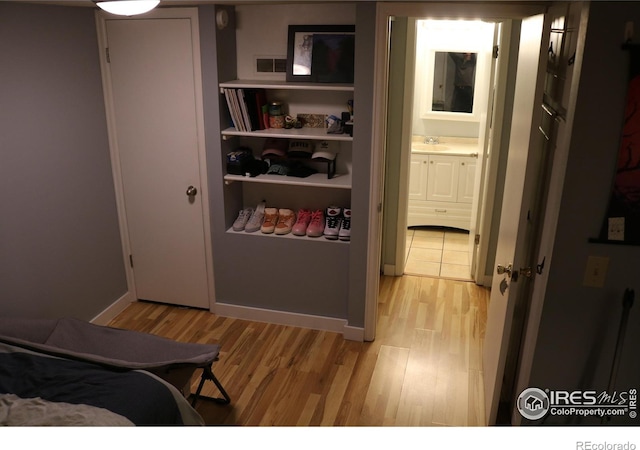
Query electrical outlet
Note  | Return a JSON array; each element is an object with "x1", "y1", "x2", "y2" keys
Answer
[
  {"x1": 608, "y1": 217, "x2": 625, "y2": 241},
  {"x1": 583, "y1": 256, "x2": 609, "y2": 288}
]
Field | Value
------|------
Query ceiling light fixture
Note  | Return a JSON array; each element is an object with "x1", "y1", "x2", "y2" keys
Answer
[{"x1": 95, "y1": 0, "x2": 160, "y2": 16}]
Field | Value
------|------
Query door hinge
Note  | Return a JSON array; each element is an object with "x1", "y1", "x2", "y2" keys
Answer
[
  {"x1": 475, "y1": 234, "x2": 480, "y2": 245},
  {"x1": 129, "y1": 254, "x2": 134, "y2": 268},
  {"x1": 493, "y1": 45, "x2": 499, "y2": 59},
  {"x1": 106, "y1": 47, "x2": 111, "y2": 63}
]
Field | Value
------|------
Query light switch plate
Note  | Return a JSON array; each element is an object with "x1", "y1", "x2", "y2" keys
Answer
[{"x1": 583, "y1": 256, "x2": 609, "y2": 288}]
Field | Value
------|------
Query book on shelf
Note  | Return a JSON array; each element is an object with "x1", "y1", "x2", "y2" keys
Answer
[{"x1": 222, "y1": 87, "x2": 268, "y2": 132}]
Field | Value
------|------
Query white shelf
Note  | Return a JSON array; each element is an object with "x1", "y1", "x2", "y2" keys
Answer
[
  {"x1": 226, "y1": 227, "x2": 350, "y2": 243},
  {"x1": 220, "y1": 79, "x2": 354, "y2": 92},
  {"x1": 221, "y1": 127, "x2": 352, "y2": 141},
  {"x1": 224, "y1": 172, "x2": 351, "y2": 189}
]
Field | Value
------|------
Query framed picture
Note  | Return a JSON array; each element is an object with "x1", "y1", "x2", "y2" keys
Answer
[{"x1": 286, "y1": 25, "x2": 355, "y2": 83}]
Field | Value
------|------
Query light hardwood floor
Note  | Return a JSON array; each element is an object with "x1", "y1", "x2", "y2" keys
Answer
[{"x1": 108, "y1": 275, "x2": 489, "y2": 426}]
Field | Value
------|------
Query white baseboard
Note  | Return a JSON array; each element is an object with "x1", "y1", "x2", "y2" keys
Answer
[
  {"x1": 383, "y1": 264, "x2": 396, "y2": 276},
  {"x1": 90, "y1": 291, "x2": 135, "y2": 326},
  {"x1": 479, "y1": 275, "x2": 493, "y2": 287},
  {"x1": 214, "y1": 302, "x2": 364, "y2": 342}
]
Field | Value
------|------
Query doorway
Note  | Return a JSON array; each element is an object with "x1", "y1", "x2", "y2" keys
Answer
[
  {"x1": 382, "y1": 15, "x2": 503, "y2": 284},
  {"x1": 367, "y1": 0, "x2": 553, "y2": 424}
]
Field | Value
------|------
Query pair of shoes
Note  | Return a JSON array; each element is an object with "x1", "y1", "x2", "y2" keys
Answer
[
  {"x1": 243, "y1": 201, "x2": 266, "y2": 233},
  {"x1": 293, "y1": 209, "x2": 325, "y2": 237},
  {"x1": 261, "y1": 208, "x2": 296, "y2": 235},
  {"x1": 324, "y1": 206, "x2": 351, "y2": 241},
  {"x1": 232, "y1": 207, "x2": 254, "y2": 231}
]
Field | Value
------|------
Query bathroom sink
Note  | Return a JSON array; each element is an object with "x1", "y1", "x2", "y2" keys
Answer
[{"x1": 411, "y1": 143, "x2": 450, "y2": 152}]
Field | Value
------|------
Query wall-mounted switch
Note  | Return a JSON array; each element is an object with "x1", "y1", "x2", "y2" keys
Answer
[{"x1": 583, "y1": 256, "x2": 609, "y2": 288}]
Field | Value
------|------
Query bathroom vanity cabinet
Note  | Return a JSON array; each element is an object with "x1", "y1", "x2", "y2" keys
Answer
[{"x1": 408, "y1": 140, "x2": 478, "y2": 230}]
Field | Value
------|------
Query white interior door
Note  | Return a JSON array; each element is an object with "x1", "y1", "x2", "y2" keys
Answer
[
  {"x1": 100, "y1": 13, "x2": 211, "y2": 309},
  {"x1": 468, "y1": 24, "x2": 499, "y2": 281},
  {"x1": 482, "y1": 13, "x2": 548, "y2": 424}
]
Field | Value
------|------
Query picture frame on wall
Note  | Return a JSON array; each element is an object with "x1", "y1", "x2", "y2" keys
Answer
[{"x1": 286, "y1": 25, "x2": 355, "y2": 83}]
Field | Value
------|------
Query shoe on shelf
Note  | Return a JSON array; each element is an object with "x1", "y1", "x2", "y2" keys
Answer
[
  {"x1": 244, "y1": 201, "x2": 265, "y2": 233},
  {"x1": 275, "y1": 209, "x2": 296, "y2": 235},
  {"x1": 324, "y1": 206, "x2": 342, "y2": 240},
  {"x1": 292, "y1": 209, "x2": 311, "y2": 236},
  {"x1": 261, "y1": 207, "x2": 279, "y2": 234},
  {"x1": 339, "y1": 208, "x2": 351, "y2": 241},
  {"x1": 306, "y1": 209, "x2": 325, "y2": 237},
  {"x1": 232, "y1": 207, "x2": 254, "y2": 231}
]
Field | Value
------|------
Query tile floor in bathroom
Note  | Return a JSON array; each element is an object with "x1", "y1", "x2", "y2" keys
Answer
[{"x1": 404, "y1": 227, "x2": 473, "y2": 280}]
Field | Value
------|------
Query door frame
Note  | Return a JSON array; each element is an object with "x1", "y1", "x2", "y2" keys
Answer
[
  {"x1": 95, "y1": 8, "x2": 216, "y2": 311},
  {"x1": 365, "y1": 0, "x2": 549, "y2": 405}
]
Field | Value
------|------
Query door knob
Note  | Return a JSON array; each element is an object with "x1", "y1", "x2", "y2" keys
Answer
[
  {"x1": 186, "y1": 186, "x2": 198, "y2": 197},
  {"x1": 497, "y1": 264, "x2": 513, "y2": 277}
]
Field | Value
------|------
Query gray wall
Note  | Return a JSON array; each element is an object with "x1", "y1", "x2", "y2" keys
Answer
[
  {"x1": 0, "y1": 3, "x2": 127, "y2": 320},
  {"x1": 348, "y1": 2, "x2": 377, "y2": 327},
  {"x1": 527, "y1": 1, "x2": 640, "y2": 425}
]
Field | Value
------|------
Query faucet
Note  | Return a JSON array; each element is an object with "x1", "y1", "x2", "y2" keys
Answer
[{"x1": 424, "y1": 136, "x2": 440, "y2": 145}]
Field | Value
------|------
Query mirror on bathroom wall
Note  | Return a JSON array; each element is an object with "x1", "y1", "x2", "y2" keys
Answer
[
  {"x1": 415, "y1": 19, "x2": 495, "y2": 124},
  {"x1": 432, "y1": 52, "x2": 477, "y2": 113}
]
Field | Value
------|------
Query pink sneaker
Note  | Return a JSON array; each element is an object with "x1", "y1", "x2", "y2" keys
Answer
[
  {"x1": 306, "y1": 209, "x2": 325, "y2": 237},
  {"x1": 292, "y1": 209, "x2": 311, "y2": 236}
]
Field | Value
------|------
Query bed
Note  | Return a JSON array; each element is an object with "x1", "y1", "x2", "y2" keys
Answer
[{"x1": 0, "y1": 317, "x2": 230, "y2": 426}]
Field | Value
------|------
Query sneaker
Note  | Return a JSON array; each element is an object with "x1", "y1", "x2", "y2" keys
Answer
[
  {"x1": 244, "y1": 202, "x2": 265, "y2": 233},
  {"x1": 306, "y1": 209, "x2": 325, "y2": 237},
  {"x1": 275, "y1": 209, "x2": 295, "y2": 235},
  {"x1": 292, "y1": 209, "x2": 311, "y2": 236},
  {"x1": 232, "y1": 207, "x2": 254, "y2": 231},
  {"x1": 324, "y1": 206, "x2": 342, "y2": 240},
  {"x1": 261, "y1": 207, "x2": 279, "y2": 234},
  {"x1": 339, "y1": 208, "x2": 351, "y2": 241}
]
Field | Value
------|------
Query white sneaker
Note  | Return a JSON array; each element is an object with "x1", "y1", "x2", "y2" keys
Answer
[
  {"x1": 232, "y1": 207, "x2": 254, "y2": 231},
  {"x1": 339, "y1": 208, "x2": 351, "y2": 241},
  {"x1": 324, "y1": 206, "x2": 342, "y2": 240},
  {"x1": 244, "y1": 202, "x2": 265, "y2": 233}
]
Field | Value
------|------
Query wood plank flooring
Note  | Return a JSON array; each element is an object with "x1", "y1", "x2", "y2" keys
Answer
[{"x1": 108, "y1": 275, "x2": 489, "y2": 426}]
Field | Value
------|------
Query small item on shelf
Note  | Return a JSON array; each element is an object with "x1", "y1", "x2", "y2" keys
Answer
[
  {"x1": 288, "y1": 140, "x2": 315, "y2": 158},
  {"x1": 292, "y1": 209, "x2": 312, "y2": 236},
  {"x1": 323, "y1": 206, "x2": 343, "y2": 240},
  {"x1": 339, "y1": 208, "x2": 351, "y2": 241},
  {"x1": 268, "y1": 101, "x2": 285, "y2": 129},
  {"x1": 274, "y1": 209, "x2": 296, "y2": 235},
  {"x1": 262, "y1": 138, "x2": 289, "y2": 158},
  {"x1": 261, "y1": 208, "x2": 279, "y2": 234},
  {"x1": 306, "y1": 209, "x2": 325, "y2": 238},
  {"x1": 245, "y1": 159, "x2": 269, "y2": 177},
  {"x1": 232, "y1": 207, "x2": 254, "y2": 231},
  {"x1": 288, "y1": 161, "x2": 317, "y2": 178},
  {"x1": 311, "y1": 141, "x2": 337, "y2": 179},
  {"x1": 266, "y1": 162, "x2": 290, "y2": 176},
  {"x1": 341, "y1": 111, "x2": 353, "y2": 137},
  {"x1": 244, "y1": 201, "x2": 266, "y2": 233},
  {"x1": 269, "y1": 114, "x2": 285, "y2": 129},
  {"x1": 268, "y1": 101, "x2": 283, "y2": 117},
  {"x1": 326, "y1": 115, "x2": 343, "y2": 134},
  {"x1": 226, "y1": 147, "x2": 254, "y2": 176},
  {"x1": 284, "y1": 115, "x2": 299, "y2": 129}
]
